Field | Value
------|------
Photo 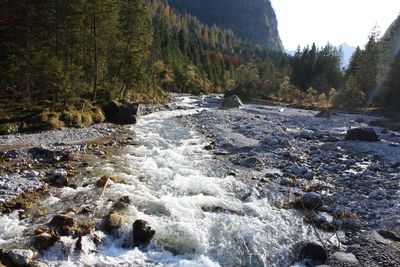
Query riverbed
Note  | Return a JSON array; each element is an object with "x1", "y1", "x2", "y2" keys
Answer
[{"x1": 1, "y1": 95, "x2": 399, "y2": 266}]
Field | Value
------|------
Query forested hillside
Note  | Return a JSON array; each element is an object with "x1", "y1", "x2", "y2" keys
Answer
[{"x1": 0, "y1": 0, "x2": 398, "y2": 135}]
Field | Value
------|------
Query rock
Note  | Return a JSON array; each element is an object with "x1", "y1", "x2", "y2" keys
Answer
[
  {"x1": 53, "y1": 168, "x2": 68, "y2": 177},
  {"x1": 7, "y1": 249, "x2": 37, "y2": 266},
  {"x1": 299, "y1": 243, "x2": 327, "y2": 265},
  {"x1": 302, "y1": 192, "x2": 323, "y2": 210},
  {"x1": 204, "y1": 144, "x2": 215, "y2": 150},
  {"x1": 102, "y1": 100, "x2": 139, "y2": 124},
  {"x1": 103, "y1": 212, "x2": 126, "y2": 233},
  {"x1": 290, "y1": 163, "x2": 309, "y2": 175},
  {"x1": 113, "y1": 196, "x2": 131, "y2": 211},
  {"x1": 26, "y1": 170, "x2": 40, "y2": 178},
  {"x1": 75, "y1": 235, "x2": 96, "y2": 254},
  {"x1": 327, "y1": 252, "x2": 359, "y2": 266},
  {"x1": 54, "y1": 175, "x2": 69, "y2": 187},
  {"x1": 96, "y1": 175, "x2": 116, "y2": 187},
  {"x1": 242, "y1": 157, "x2": 263, "y2": 168},
  {"x1": 30, "y1": 261, "x2": 49, "y2": 267},
  {"x1": 345, "y1": 128, "x2": 379, "y2": 142},
  {"x1": 132, "y1": 219, "x2": 155, "y2": 247},
  {"x1": 48, "y1": 214, "x2": 78, "y2": 236},
  {"x1": 34, "y1": 227, "x2": 60, "y2": 250},
  {"x1": 221, "y1": 95, "x2": 243, "y2": 109}
]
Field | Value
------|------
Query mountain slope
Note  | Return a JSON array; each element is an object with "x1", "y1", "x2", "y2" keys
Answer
[
  {"x1": 166, "y1": 0, "x2": 283, "y2": 51},
  {"x1": 383, "y1": 15, "x2": 400, "y2": 62}
]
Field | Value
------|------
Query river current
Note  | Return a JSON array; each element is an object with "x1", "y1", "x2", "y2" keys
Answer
[{"x1": 0, "y1": 96, "x2": 316, "y2": 266}]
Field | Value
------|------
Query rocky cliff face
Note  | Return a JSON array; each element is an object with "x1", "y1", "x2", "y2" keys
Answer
[
  {"x1": 167, "y1": 0, "x2": 284, "y2": 51},
  {"x1": 383, "y1": 15, "x2": 400, "y2": 60}
]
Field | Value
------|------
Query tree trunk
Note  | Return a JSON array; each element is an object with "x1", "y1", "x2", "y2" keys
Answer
[
  {"x1": 92, "y1": 4, "x2": 98, "y2": 101},
  {"x1": 25, "y1": 2, "x2": 30, "y2": 104},
  {"x1": 55, "y1": 0, "x2": 59, "y2": 57}
]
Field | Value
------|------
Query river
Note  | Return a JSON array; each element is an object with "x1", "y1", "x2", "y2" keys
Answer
[{"x1": 1, "y1": 96, "x2": 329, "y2": 266}]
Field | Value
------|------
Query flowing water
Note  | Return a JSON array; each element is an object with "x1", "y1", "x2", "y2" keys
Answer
[{"x1": 0, "y1": 97, "x2": 318, "y2": 266}]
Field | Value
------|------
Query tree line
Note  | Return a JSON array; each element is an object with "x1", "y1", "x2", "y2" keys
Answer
[{"x1": 0, "y1": 0, "x2": 398, "y2": 124}]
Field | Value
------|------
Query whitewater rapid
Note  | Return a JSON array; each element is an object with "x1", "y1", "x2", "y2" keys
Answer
[{"x1": 0, "y1": 96, "x2": 316, "y2": 266}]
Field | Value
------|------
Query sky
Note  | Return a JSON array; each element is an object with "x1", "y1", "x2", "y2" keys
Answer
[{"x1": 270, "y1": 0, "x2": 400, "y2": 50}]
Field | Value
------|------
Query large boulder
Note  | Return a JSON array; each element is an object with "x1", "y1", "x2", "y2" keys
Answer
[
  {"x1": 48, "y1": 214, "x2": 78, "y2": 236},
  {"x1": 221, "y1": 95, "x2": 243, "y2": 109},
  {"x1": 103, "y1": 212, "x2": 126, "y2": 234},
  {"x1": 34, "y1": 227, "x2": 60, "y2": 250},
  {"x1": 345, "y1": 127, "x2": 379, "y2": 142},
  {"x1": 132, "y1": 219, "x2": 155, "y2": 247},
  {"x1": 102, "y1": 100, "x2": 139, "y2": 124}
]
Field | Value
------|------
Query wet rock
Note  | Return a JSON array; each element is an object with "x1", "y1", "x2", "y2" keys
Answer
[
  {"x1": 103, "y1": 212, "x2": 126, "y2": 233},
  {"x1": 75, "y1": 235, "x2": 96, "y2": 254},
  {"x1": 96, "y1": 175, "x2": 116, "y2": 187},
  {"x1": 102, "y1": 100, "x2": 139, "y2": 124},
  {"x1": 327, "y1": 252, "x2": 359, "y2": 266},
  {"x1": 345, "y1": 127, "x2": 378, "y2": 142},
  {"x1": 204, "y1": 144, "x2": 216, "y2": 150},
  {"x1": 30, "y1": 261, "x2": 49, "y2": 267},
  {"x1": 221, "y1": 95, "x2": 243, "y2": 109},
  {"x1": 113, "y1": 196, "x2": 131, "y2": 211},
  {"x1": 34, "y1": 227, "x2": 60, "y2": 250},
  {"x1": 301, "y1": 192, "x2": 323, "y2": 210},
  {"x1": 132, "y1": 219, "x2": 155, "y2": 247},
  {"x1": 7, "y1": 249, "x2": 37, "y2": 266},
  {"x1": 48, "y1": 214, "x2": 78, "y2": 236},
  {"x1": 299, "y1": 243, "x2": 327, "y2": 265}
]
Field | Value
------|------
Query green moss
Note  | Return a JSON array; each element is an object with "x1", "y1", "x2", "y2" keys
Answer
[
  {"x1": 38, "y1": 111, "x2": 63, "y2": 130},
  {"x1": 61, "y1": 110, "x2": 82, "y2": 128},
  {"x1": 81, "y1": 112, "x2": 93, "y2": 127},
  {"x1": 90, "y1": 106, "x2": 105, "y2": 123}
]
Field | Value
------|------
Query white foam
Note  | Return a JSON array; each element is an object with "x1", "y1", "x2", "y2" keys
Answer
[{"x1": 0, "y1": 212, "x2": 26, "y2": 246}]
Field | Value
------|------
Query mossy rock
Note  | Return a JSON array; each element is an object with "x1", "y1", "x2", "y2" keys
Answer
[
  {"x1": 90, "y1": 106, "x2": 105, "y2": 123},
  {"x1": 61, "y1": 110, "x2": 82, "y2": 128},
  {"x1": 102, "y1": 100, "x2": 139, "y2": 124},
  {"x1": 38, "y1": 111, "x2": 63, "y2": 130},
  {"x1": 0, "y1": 123, "x2": 20, "y2": 135}
]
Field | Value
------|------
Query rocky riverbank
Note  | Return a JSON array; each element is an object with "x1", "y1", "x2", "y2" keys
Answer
[
  {"x1": 183, "y1": 96, "x2": 400, "y2": 266},
  {"x1": 0, "y1": 95, "x2": 399, "y2": 266}
]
